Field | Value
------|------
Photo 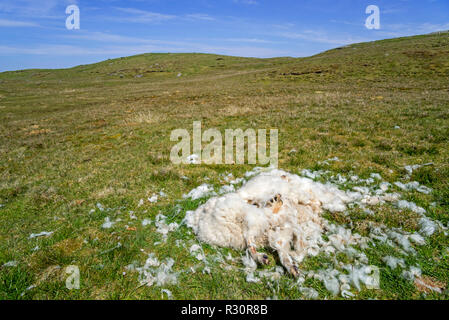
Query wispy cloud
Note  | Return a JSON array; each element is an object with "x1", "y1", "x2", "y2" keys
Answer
[
  {"x1": 0, "y1": 43, "x2": 289, "y2": 59},
  {"x1": 233, "y1": 0, "x2": 259, "y2": 5},
  {"x1": 0, "y1": 44, "x2": 113, "y2": 55},
  {"x1": 414, "y1": 22, "x2": 449, "y2": 33},
  {"x1": 113, "y1": 7, "x2": 176, "y2": 23},
  {"x1": 274, "y1": 30, "x2": 369, "y2": 45},
  {"x1": 185, "y1": 13, "x2": 215, "y2": 21},
  {"x1": 110, "y1": 8, "x2": 217, "y2": 24},
  {"x1": 61, "y1": 31, "x2": 194, "y2": 47},
  {"x1": 0, "y1": 0, "x2": 71, "y2": 17},
  {"x1": 377, "y1": 22, "x2": 449, "y2": 38},
  {"x1": 0, "y1": 18, "x2": 39, "y2": 27},
  {"x1": 60, "y1": 30, "x2": 283, "y2": 52},
  {"x1": 222, "y1": 38, "x2": 278, "y2": 44}
]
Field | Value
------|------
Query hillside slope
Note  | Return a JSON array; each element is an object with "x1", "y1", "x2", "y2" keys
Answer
[{"x1": 0, "y1": 33, "x2": 448, "y2": 300}]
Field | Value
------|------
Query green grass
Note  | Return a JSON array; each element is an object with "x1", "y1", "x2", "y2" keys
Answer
[{"x1": 0, "y1": 32, "x2": 448, "y2": 300}]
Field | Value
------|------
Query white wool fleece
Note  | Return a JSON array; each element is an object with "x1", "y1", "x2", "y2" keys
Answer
[
  {"x1": 185, "y1": 193, "x2": 265, "y2": 250},
  {"x1": 184, "y1": 169, "x2": 362, "y2": 275}
]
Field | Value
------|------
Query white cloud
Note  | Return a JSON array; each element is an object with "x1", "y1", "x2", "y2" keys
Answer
[
  {"x1": 0, "y1": 0, "x2": 61, "y2": 15},
  {"x1": 0, "y1": 18, "x2": 38, "y2": 27},
  {"x1": 378, "y1": 22, "x2": 449, "y2": 38},
  {"x1": 233, "y1": 0, "x2": 259, "y2": 5},
  {"x1": 113, "y1": 7, "x2": 176, "y2": 23},
  {"x1": 196, "y1": 45, "x2": 287, "y2": 58},
  {"x1": 0, "y1": 42, "x2": 289, "y2": 59},
  {"x1": 275, "y1": 30, "x2": 369, "y2": 45},
  {"x1": 185, "y1": 13, "x2": 215, "y2": 21},
  {"x1": 222, "y1": 38, "x2": 278, "y2": 44},
  {"x1": 61, "y1": 31, "x2": 194, "y2": 47}
]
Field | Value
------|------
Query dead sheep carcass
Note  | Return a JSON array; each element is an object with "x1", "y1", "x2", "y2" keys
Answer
[{"x1": 184, "y1": 169, "x2": 357, "y2": 277}]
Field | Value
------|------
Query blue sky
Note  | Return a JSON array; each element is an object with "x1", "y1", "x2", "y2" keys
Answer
[{"x1": 0, "y1": 0, "x2": 448, "y2": 71}]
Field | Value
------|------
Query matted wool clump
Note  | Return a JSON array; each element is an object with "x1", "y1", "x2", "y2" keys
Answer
[{"x1": 184, "y1": 169, "x2": 376, "y2": 276}]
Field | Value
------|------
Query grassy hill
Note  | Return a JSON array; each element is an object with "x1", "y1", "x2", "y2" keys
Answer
[{"x1": 0, "y1": 32, "x2": 448, "y2": 299}]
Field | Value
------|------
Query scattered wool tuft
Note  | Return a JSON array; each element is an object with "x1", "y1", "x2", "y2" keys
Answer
[
  {"x1": 312, "y1": 264, "x2": 379, "y2": 297},
  {"x1": 341, "y1": 289, "x2": 355, "y2": 299},
  {"x1": 221, "y1": 173, "x2": 234, "y2": 182},
  {"x1": 202, "y1": 266, "x2": 211, "y2": 274},
  {"x1": 404, "y1": 163, "x2": 433, "y2": 178},
  {"x1": 370, "y1": 173, "x2": 382, "y2": 180},
  {"x1": 100, "y1": 242, "x2": 122, "y2": 255},
  {"x1": 394, "y1": 181, "x2": 432, "y2": 194},
  {"x1": 230, "y1": 177, "x2": 245, "y2": 185},
  {"x1": 154, "y1": 214, "x2": 179, "y2": 241},
  {"x1": 382, "y1": 256, "x2": 406, "y2": 270},
  {"x1": 419, "y1": 217, "x2": 437, "y2": 237},
  {"x1": 386, "y1": 230, "x2": 415, "y2": 253},
  {"x1": 363, "y1": 177, "x2": 375, "y2": 185},
  {"x1": 409, "y1": 233, "x2": 426, "y2": 245},
  {"x1": 242, "y1": 250, "x2": 257, "y2": 272},
  {"x1": 20, "y1": 285, "x2": 36, "y2": 297},
  {"x1": 29, "y1": 231, "x2": 54, "y2": 239},
  {"x1": 299, "y1": 287, "x2": 319, "y2": 299},
  {"x1": 402, "y1": 266, "x2": 422, "y2": 281},
  {"x1": 189, "y1": 244, "x2": 206, "y2": 261},
  {"x1": 136, "y1": 253, "x2": 178, "y2": 287},
  {"x1": 183, "y1": 184, "x2": 215, "y2": 200},
  {"x1": 319, "y1": 157, "x2": 340, "y2": 165},
  {"x1": 394, "y1": 200, "x2": 444, "y2": 237},
  {"x1": 379, "y1": 182, "x2": 391, "y2": 192},
  {"x1": 258, "y1": 266, "x2": 284, "y2": 282},
  {"x1": 313, "y1": 269, "x2": 341, "y2": 296},
  {"x1": 159, "y1": 191, "x2": 167, "y2": 198},
  {"x1": 3, "y1": 260, "x2": 18, "y2": 267},
  {"x1": 246, "y1": 273, "x2": 260, "y2": 283},
  {"x1": 101, "y1": 217, "x2": 115, "y2": 229},
  {"x1": 219, "y1": 184, "x2": 235, "y2": 194},
  {"x1": 395, "y1": 200, "x2": 426, "y2": 215},
  {"x1": 341, "y1": 264, "x2": 380, "y2": 291},
  {"x1": 244, "y1": 167, "x2": 264, "y2": 178},
  {"x1": 332, "y1": 174, "x2": 347, "y2": 185},
  {"x1": 175, "y1": 239, "x2": 185, "y2": 248},
  {"x1": 301, "y1": 169, "x2": 325, "y2": 179},
  {"x1": 148, "y1": 194, "x2": 158, "y2": 203},
  {"x1": 161, "y1": 289, "x2": 173, "y2": 299},
  {"x1": 138, "y1": 199, "x2": 145, "y2": 207}
]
